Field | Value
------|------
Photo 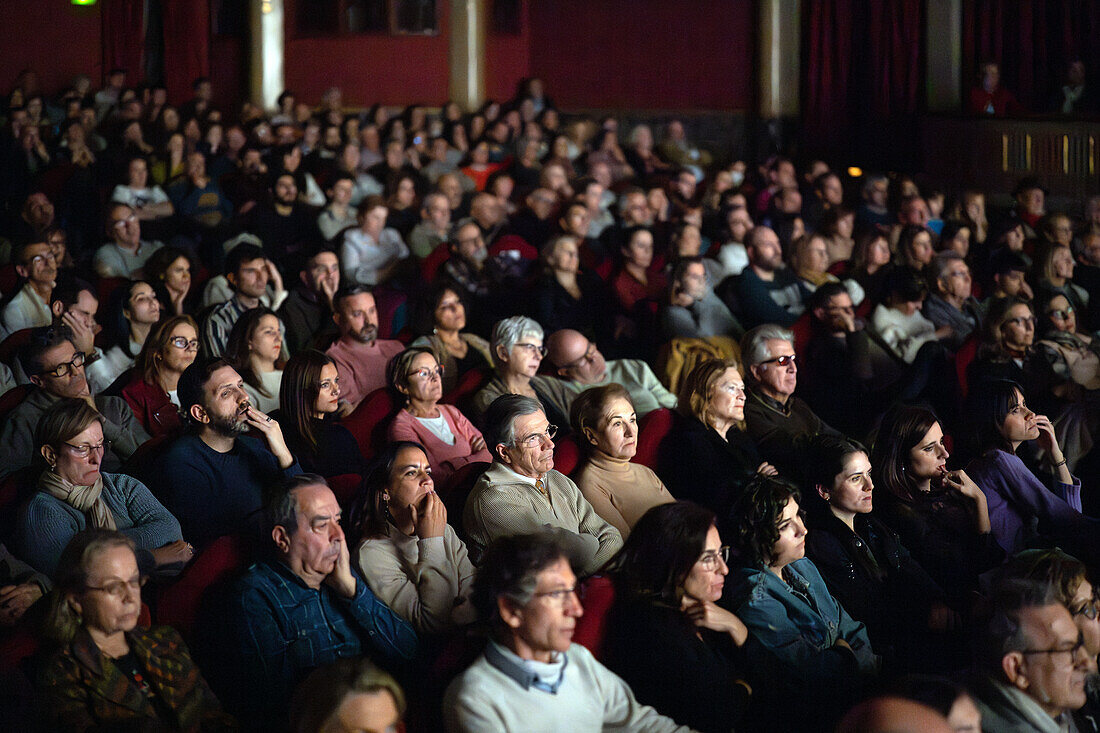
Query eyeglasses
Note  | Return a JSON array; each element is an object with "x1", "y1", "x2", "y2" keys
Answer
[
  {"x1": 169, "y1": 336, "x2": 200, "y2": 351},
  {"x1": 65, "y1": 440, "x2": 111, "y2": 459},
  {"x1": 565, "y1": 344, "x2": 598, "y2": 370},
  {"x1": 85, "y1": 575, "x2": 146, "y2": 600},
  {"x1": 407, "y1": 365, "x2": 444, "y2": 381},
  {"x1": 1073, "y1": 598, "x2": 1100, "y2": 621},
  {"x1": 1020, "y1": 637, "x2": 1087, "y2": 665},
  {"x1": 43, "y1": 351, "x2": 86, "y2": 378},
  {"x1": 1004, "y1": 316, "x2": 1038, "y2": 328},
  {"x1": 112, "y1": 214, "x2": 137, "y2": 229},
  {"x1": 516, "y1": 424, "x2": 557, "y2": 448},
  {"x1": 698, "y1": 546, "x2": 730, "y2": 572},
  {"x1": 27, "y1": 252, "x2": 57, "y2": 267},
  {"x1": 1047, "y1": 306, "x2": 1075, "y2": 320},
  {"x1": 514, "y1": 342, "x2": 548, "y2": 358},
  {"x1": 761, "y1": 354, "x2": 797, "y2": 368},
  {"x1": 534, "y1": 584, "x2": 583, "y2": 608}
]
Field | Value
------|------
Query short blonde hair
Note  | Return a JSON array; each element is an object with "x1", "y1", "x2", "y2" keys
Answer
[{"x1": 677, "y1": 358, "x2": 742, "y2": 430}]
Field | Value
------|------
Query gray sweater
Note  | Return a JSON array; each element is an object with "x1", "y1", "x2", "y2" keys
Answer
[{"x1": 15, "y1": 472, "x2": 182, "y2": 578}]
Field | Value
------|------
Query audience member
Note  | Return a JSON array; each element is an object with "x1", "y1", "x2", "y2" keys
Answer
[
  {"x1": 120, "y1": 314, "x2": 199, "y2": 437},
  {"x1": 922, "y1": 251, "x2": 982, "y2": 351},
  {"x1": 93, "y1": 202, "x2": 164, "y2": 279},
  {"x1": 462, "y1": 394, "x2": 622, "y2": 573},
  {"x1": 201, "y1": 242, "x2": 287, "y2": 357},
  {"x1": 289, "y1": 657, "x2": 406, "y2": 733},
  {"x1": 350, "y1": 442, "x2": 478, "y2": 634},
  {"x1": 733, "y1": 225, "x2": 806, "y2": 329},
  {"x1": 408, "y1": 283, "x2": 493, "y2": 394},
  {"x1": 2, "y1": 238, "x2": 57, "y2": 335},
  {"x1": 532, "y1": 234, "x2": 612, "y2": 341},
  {"x1": 224, "y1": 307, "x2": 285, "y2": 413},
  {"x1": 144, "y1": 245, "x2": 196, "y2": 316},
  {"x1": 278, "y1": 247, "x2": 340, "y2": 354},
  {"x1": 442, "y1": 532, "x2": 690, "y2": 732},
  {"x1": 659, "y1": 256, "x2": 742, "y2": 341},
  {"x1": 278, "y1": 349, "x2": 364, "y2": 477},
  {"x1": 341, "y1": 195, "x2": 410, "y2": 287},
  {"x1": 325, "y1": 285, "x2": 404, "y2": 409}
]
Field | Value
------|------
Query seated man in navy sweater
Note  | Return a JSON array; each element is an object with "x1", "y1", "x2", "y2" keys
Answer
[
  {"x1": 732, "y1": 225, "x2": 807, "y2": 329},
  {"x1": 155, "y1": 356, "x2": 301, "y2": 547}
]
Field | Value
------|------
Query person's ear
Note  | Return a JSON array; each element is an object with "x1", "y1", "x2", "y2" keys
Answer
[
  {"x1": 556, "y1": 365, "x2": 570, "y2": 378},
  {"x1": 66, "y1": 592, "x2": 83, "y2": 619},
  {"x1": 749, "y1": 364, "x2": 764, "y2": 383},
  {"x1": 40, "y1": 445, "x2": 57, "y2": 468},
  {"x1": 395, "y1": 381, "x2": 409, "y2": 396},
  {"x1": 1002, "y1": 651, "x2": 1028, "y2": 690},
  {"x1": 189, "y1": 403, "x2": 210, "y2": 425},
  {"x1": 582, "y1": 426, "x2": 599, "y2": 448},
  {"x1": 498, "y1": 596, "x2": 524, "y2": 630},
  {"x1": 495, "y1": 344, "x2": 510, "y2": 363},
  {"x1": 272, "y1": 525, "x2": 291, "y2": 554},
  {"x1": 28, "y1": 374, "x2": 44, "y2": 389},
  {"x1": 299, "y1": 270, "x2": 310, "y2": 289},
  {"x1": 495, "y1": 442, "x2": 512, "y2": 464},
  {"x1": 226, "y1": 272, "x2": 238, "y2": 289},
  {"x1": 14, "y1": 263, "x2": 29, "y2": 280},
  {"x1": 812, "y1": 306, "x2": 826, "y2": 323},
  {"x1": 50, "y1": 301, "x2": 64, "y2": 318},
  {"x1": 815, "y1": 483, "x2": 829, "y2": 502}
]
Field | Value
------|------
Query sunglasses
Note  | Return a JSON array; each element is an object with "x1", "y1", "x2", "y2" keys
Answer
[{"x1": 761, "y1": 354, "x2": 797, "y2": 367}]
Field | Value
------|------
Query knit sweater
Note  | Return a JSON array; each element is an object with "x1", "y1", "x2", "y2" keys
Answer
[
  {"x1": 443, "y1": 640, "x2": 692, "y2": 733},
  {"x1": 355, "y1": 522, "x2": 478, "y2": 635},
  {"x1": 15, "y1": 472, "x2": 182, "y2": 577},
  {"x1": 559, "y1": 359, "x2": 677, "y2": 418},
  {"x1": 388, "y1": 405, "x2": 492, "y2": 490},
  {"x1": 573, "y1": 453, "x2": 674, "y2": 538}
]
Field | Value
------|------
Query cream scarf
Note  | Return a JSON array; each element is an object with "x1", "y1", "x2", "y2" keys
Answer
[{"x1": 39, "y1": 470, "x2": 116, "y2": 530}]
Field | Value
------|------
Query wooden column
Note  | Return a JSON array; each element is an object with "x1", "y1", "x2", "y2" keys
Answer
[
  {"x1": 449, "y1": 0, "x2": 486, "y2": 112},
  {"x1": 758, "y1": 0, "x2": 800, "y2": 118},
  {"x1": 249, "y1": 0, "x2": 285, "y2": 110}
]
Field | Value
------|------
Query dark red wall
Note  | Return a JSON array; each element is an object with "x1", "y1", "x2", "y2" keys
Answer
[
  {"x1": 0, "y1": 1, "x2": 102, "y2": 94},
  {"x1": 486, "y1": 2, "x2": 532, "y2": 102},
  {"x1": 528, "y1": 0, "x2": 755, "y2": 110}
]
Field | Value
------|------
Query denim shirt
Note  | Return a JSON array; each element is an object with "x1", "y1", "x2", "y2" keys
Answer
[
  {"x1": 729, "y1": 557, "x2": 877, "y2": 683},
  {"x1": 231, "y1": 560, "x2": 418, "y2": 719}
]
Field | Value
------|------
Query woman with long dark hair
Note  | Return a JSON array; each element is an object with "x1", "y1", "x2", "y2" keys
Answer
[
  {"x1": 278, "y1": 349, "x2": 363, "y2": 477},
  {"x1": 224, "y1": 308, "x2": 285, "y2": 413}
]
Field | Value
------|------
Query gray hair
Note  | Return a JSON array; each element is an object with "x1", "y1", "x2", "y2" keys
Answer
[
  {"x1": 491, "y1": 315, "x2": 544, "y2": 358},
  {"x1": 448, "y1": 216, "x2": 480, "y2": 246},
  {"x1": 928, "y1": 250, "x2": 966, "y2": 288},
  {"x1": 861, "y1": 174, "x2": 888, "y2": 199},
  {"x1": 484, "y1": 394, "x2": 544, "y2": 455},
  {"x1": 740, "y1": 324, "x2": 794, "y2": 369},
  {"x1": 627, "y1": 123, "x2": 653, "y2": 146}
]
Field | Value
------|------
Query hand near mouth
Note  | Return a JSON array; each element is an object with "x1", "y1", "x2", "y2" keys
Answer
[{"x1": 243, "y1": 405, "x2": 296, "y2": 469}]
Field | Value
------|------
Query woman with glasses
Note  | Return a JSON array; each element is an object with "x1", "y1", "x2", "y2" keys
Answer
[
  {"x1": 965, "y1": 379, "x2": 1100, "y2": 565},
  {"x1": 802, "y1": 434, "x2": 956, "y2": 673},
  {"x1": 277, "y1": 350, "x2": 364, "y2": 478},
  {"x1": 409, "y1": 283, "x2": 493, "y2": 395},
  {"x1": 659, "y1": 358, "x2": 775, "y2": 522},
  {"x1": 387, "y1": 347, "x2": 491, "y2": 492},
  {"x1": 15, "y1": 399, "x2": 190, "y2": 578},
  {"x1": 871, "y1": 405, "x2": 1004, "y2": 605},
  {"x1": 225, "y1": 307, "x2": 285, "y2": 414},
  {"x1": 602, "y1": 501, "x2": 752, "y2": 732},
  {"x1": 968, "y1": 297, "x2": 1047, "y2": 401},
  {"x1": 727, "y1": 475, "x2": 877, "y2": 729},
  {"x1": 349, "y1": 442, "x2": 477, "y2": 635},
  {"x1": 570, "y1": 384, "x2": 674, "y2": 538},
  {"x1": 121, "y1": 315, "x2": 199, "y2": 437},
  {"x1": 471, "y1": 315, "x2": 573, "y2": 432},
  {"x1": 38, "y1": 529, "x2": 234, "y2": 730}
]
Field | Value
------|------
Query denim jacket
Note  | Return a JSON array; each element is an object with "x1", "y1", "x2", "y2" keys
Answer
[{"x1": 729, "y1": 557, "x2": 878, "y2": 683}]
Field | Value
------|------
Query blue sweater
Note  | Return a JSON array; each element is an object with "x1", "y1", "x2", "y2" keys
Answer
[
  {"x1": 154, "y1": 434, "x2": 301, "y2": 548},
  {"x1": 15, "y1": 472, "x2": 182, "y2": 578}
]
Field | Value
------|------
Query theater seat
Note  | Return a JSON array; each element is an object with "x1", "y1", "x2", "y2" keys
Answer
[
  {"x1": 955, "y1": 334, "x2": 980, "y2": 398},
  {"x1": 327, "y1": 473, "x2": 362, "y2": 509},
  {"x1": 573, "y1": 575, "x2": 615, "y2": 660},
  {"x1": 441, "y1": 367, "x2": 489, "y2": 408},
  {"x1": 119, "y1": 434, "x2": 175, "y2": 494},
  {"x1": 343, "y1": 388, "x2": 397, "y2": 462},
  {"x1": 156, "y1": 534, "x2": 250, "y2": 638},
  {"x1": 441, "y1": 462, "x2": 490, "y2": 547},
  {"x1": 0, "y1": 466, "x2": 39, "y2": 542},
  {"x1": 0, "y1": 329, "x2": 33, "y2": 369},
  {"x1": 790, "y1": 311, "x2": 813, "y2": 363},
  {"x1": 0, "y1": 384, "x2": 31, "y2": 425},
  {"x1": 552, "y1": 434, "x2": 581, "y2": 478},
  {"x1": 420, "y1": 242, "x2": 451, "y2": 283},
  {"x1": 635, "y1": 408, "x2": 673, "y2": 472}
]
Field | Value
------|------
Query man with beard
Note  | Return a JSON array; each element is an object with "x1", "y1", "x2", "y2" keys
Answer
[
  {"x1": 155, "y1": 357, "x2": 301, "y2": 548},
  {"x1": 242, "y1": 172, "x2": 319, "y2": 266},
  {"x1": 325, "y1": 285, "x2": 403, "y2": 409},
  {"x1": 223, "y1": 474, "x2": 417, "y2": 727},
  {"x1": 733, "y1": 225, "x2": 807, "y2": 329},
  {"x1": 658, "y1": 256, "x2": 742, "y2": 341}
]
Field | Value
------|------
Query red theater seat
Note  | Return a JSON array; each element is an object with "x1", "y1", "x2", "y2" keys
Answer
[
  {"x1": 343, "y1": 388, "x2": 398, "y2": 461},
  {"x1": 552, "y1": 434, "x2": 581, "y2": 477},
  {"x1": 573, "y1": 575, "x2": 615, "y2": 660},
  {"x1": 635, "y1": 408, "x2": 673, "y2": 472},
  {"x1": 156, "y1": 534, "x2": 250, "y2": 638}
]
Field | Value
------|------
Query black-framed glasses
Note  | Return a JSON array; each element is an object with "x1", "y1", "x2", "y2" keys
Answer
[
  {"x1": 698, "y1": 546, "x2": 730, "y2": 572},
  {"x1": 407, "y1": 365, "x2": 444, "y2": 381},
  {"x1": 565, "y1": 344, "x2": 598, "y2": 370},
  {"x1": 516, "y1": 425, "x2": 557, "y2": 448},
  {"x1": 85, "y1": 575, "x2": 146, "y2": 600},
  {"x1": 534, "y1": 584, "x2": 583, "y2": 608},
  {"x1": 1020, "y1": 637, "x2": 1087, "y2": 664},
  {"x1": 65, "y1": 440, "x2": 111, "y2": 459},
  {"x1": 169, "y1": 336, "x2": 200, "y2": 351},
  {"x1": 761, "y1": 354, "x2": 797, "y2": 368},
  {"x1": 1047, "y1": 307, "x2": 1075, "y2": 320},
  {"x1": 44, "y1": 351, "x2": 86, "y2": 378}
]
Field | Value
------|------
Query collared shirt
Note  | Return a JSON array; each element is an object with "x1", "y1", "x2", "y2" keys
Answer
[{"x1": 484, "y1": 639, "x2": 567, "y2": 693}]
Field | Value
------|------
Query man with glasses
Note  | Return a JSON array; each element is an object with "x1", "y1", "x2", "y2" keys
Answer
[
  {"x1": 463, "y1": 395, "x2": 622, "y2": 576},
  {"x1": 741, "y1": 324, "x2": 841, "y2": 475},
  {"x1": 545, "y1": 328, "x2": 675, "y2": 417},
  {"x1": 444, "y1": 532, "x2": 688, "y2": 732},
  {"x1": 1, "y1": 239, "x2": 57, "y2": 336},
  {"x1": 972, "y1": 578, "x2": 1091, "y2": 731},
  {"x1": 93, "y1": 202, "x2": 164, "y2": 279},
  {"x1": 923, "y1": 251, "x2": 982, "y2": 352},
  {"x1": 0, "y1": 325, "x2": 149, "y2": 478}
]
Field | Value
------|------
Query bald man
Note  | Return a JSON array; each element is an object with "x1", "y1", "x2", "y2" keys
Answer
[
  {"x1": 546, "y1": 329, "x2": 676, "y2": 417},
  {"x1": 836, "y1": 697, "x2": 953, "y2": 733}
]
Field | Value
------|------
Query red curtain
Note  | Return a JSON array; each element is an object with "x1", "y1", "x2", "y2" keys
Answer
[
  {"x1": 101, "y1": 0, "x2": 146, "y2": 84},
  {"x1": 963, "y1": 0, "x2": 1100, "y2": 112},
  {"x1": 801, "y1": 0, "x2": 924, "y2": 161},
  {"x1": 162, "y1": 0, "x2": 211, "y2": 103}
]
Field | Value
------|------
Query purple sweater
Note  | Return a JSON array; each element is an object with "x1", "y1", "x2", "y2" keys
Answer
[{"x1": 966, "y1": 449, "x2": 1098, "y2": 564}]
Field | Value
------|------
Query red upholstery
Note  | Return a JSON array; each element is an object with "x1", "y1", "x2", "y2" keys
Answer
[
  {"x1": 343, "y1": 388, "x2": 397, "y2": 461},
  {"x1": 635, "y1": 408, "x2": 673, "y2": 471},
  {"x1": 328, "y1": 473, "x2": 363, "y2": 508},
  {"x1": 420, "y1": 242, "x2": 451, "y2": 283},
  {"x1": 441, "y1": 462, "x2": 490, "y2": 546},
  {"x1": 489, "y1": 234, "x2": 537, "y2": 261},
  {"x1": 0, "y1": 264, "x2": 17, "y2": 296},
  {"x1": 96, "y1": 276, "x2": 127, "y2": 311},
  {"x1": 441, "y1": 367, "x2": 489, "y2": 407},
  {"x1": 156, "y1": 534, "x2": 250, "y2": 638},
  {"x1": 552, "y1": 434, "x2": 581, "y2": 478},
  {"x1": 955, "y1": 334, "x2": 980, "y2": 398},
  {"x1": 120, "y1": 434, "x2": 175, "y2": 495},
  {"x1": 790, "y1": 311, "x2": 813, "y2": 363},
  {"x1": 573, "y1": 575, "x2": 615, "y2": 660},
  {"x1": 0, "y1": 329, "x2": 33, "y2": 368}
]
